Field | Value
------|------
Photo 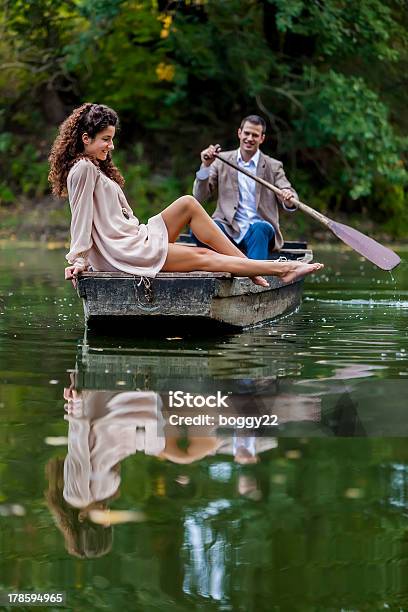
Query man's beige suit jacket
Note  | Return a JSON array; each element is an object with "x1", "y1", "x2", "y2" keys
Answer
[{"x1": 193, "y1": 149, "x2": 297, "y2": 251}]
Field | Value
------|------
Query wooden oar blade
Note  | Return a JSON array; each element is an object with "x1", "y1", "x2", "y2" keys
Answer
[{"x1": 328, "y1": 221, "x2": 401, "y2": 271}]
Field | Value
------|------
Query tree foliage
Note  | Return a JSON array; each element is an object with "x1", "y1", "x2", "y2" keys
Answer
[{"x1": 0, "y1": 0, "x2": 407, "y2": 235}]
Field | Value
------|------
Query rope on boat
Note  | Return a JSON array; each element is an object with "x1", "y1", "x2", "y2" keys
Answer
[{"x1": 133, "y1": 275, "x2": 159, "y2": 312}]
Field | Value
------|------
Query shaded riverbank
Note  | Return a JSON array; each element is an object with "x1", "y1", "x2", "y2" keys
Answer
[{"x1": 2, "y1": 197, "x2": 407, "y2": 247}]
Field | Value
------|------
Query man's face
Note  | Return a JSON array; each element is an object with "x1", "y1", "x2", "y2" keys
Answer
[{"x1": 237, "y1": 121, "x2": 265, "y2": 156}]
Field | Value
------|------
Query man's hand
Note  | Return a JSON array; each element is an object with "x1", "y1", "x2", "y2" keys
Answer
[
  {"x1": 278, "y1": 189, "x2": 297, "y2": 208},
  {"x1": 65, "y1": 265, "x2": 84, "y2": 289},
  {"x1": 200, "y1": 144, "x2": 221, "y2": 167}
]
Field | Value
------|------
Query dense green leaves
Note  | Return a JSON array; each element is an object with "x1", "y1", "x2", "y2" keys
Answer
[
  {"x1": 269, "y1": 0, "x2": 399, "y2": 60},
  {"x1": 0, "y1": 0, "x2": 407, "y2": 235},
  {"x1": 296, "y1": 69, "x2": 408, "y2": 199}
]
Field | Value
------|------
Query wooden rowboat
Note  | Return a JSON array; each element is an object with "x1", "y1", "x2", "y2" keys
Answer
[{"x1": 76, "y1": 240, "x2": 312, "y2": 333}]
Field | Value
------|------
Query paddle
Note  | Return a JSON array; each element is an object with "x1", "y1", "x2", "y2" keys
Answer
[{"x1": 206, "y1": 152, "x2": 401, "y2": 271}]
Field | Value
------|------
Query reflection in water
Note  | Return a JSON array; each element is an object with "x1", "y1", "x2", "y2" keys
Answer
[
  {"x1": 43, "y1": 338, "x2": 406, "y2": 604},
  {"x1": 50, "y1": 344, "x2": 388, "y2": 605},
  {"x1": 183, "y1": 499, "x2": 231, "y2": 601},
  {"x1": 54, "y1": 342, "x2": 368, "y2": 590},
  {"x1": 77, "y1": 339, "x2": 387, "y2": 437},
  {"x1": 60, "y1": 385, "x2": 281, "y2": 488},
  {"x1": 45, "y1": 458, "x2": 113, "y2": 559},
  {"x1": 37, "y1": 336, "x2": 408, "y2": 606},
  {"x1": 54, "y1": 369, "x2": 300, "y2": 562},
  {"x1": 47, "y1": 388, "x2": 165, "y2": 558},
  {"x1": 57, "y1": 379, "x2": 282, "y2": 598},
  {"x1": 387, "y1": 463, "x2": 408, "y2": 510},
  {"x1": 63, "y1": 388, "x2": 165, "y2": 507}
]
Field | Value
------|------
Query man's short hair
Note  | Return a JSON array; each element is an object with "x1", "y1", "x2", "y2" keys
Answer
[{"x1": 240, "y1": 115, "x2": 266, "y2": 134}]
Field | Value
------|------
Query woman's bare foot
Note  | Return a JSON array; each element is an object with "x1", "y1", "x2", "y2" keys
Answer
[
  {"x1": 250, "y1": 275, "x2": 270, "y2": 287},
  {"x1": 280, "y1": 262, "x2": 324, "y2": 284}
]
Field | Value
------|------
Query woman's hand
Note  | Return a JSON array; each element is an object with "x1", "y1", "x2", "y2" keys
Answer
[
  {"x1": 65, "y1": 265, "x2": 84, "y2": 289},
  {"x1": 64, "y1": 373, "x2": 84, "y2": 417}
]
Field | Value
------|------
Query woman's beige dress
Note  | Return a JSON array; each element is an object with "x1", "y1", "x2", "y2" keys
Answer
[
  {"x1": 66, "y1": 158, "x2": 168, "y2": 277},
  {"x1": 63, "y1": 390, "x2": 165, "y2": 507}
]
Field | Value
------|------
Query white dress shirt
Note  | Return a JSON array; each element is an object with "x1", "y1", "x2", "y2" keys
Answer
[{"x1": 233, "y1": 149, "x2": 263, "y2": 243}]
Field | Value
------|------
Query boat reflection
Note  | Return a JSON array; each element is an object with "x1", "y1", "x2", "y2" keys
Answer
[
  {"x1": 73, "y1": 330, "x2": 408, "y2": 436},
  {"x1": 73, "y1": 335, "x2": 377, "y2": 437},
  {"x1": 47, "y1": 341, "x2": 395, "y2": 561}
]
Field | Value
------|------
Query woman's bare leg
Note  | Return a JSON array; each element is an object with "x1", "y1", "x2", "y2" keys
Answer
[
  {"x1": 161, "y1": 195, "x2": 248, "y2": 258},
  {"x1": 159, "y1": 436, "x2": 222, "y2": 464},
  {"x1": 161, "y1": 195, "x2": 269, "y2": 286},
  {"x1": 161, "y1": 244, "x2": 324, "y2": 283}
]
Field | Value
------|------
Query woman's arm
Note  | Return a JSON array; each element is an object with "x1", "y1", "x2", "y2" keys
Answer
[{"x1": 65, "y1": 160, "x2": 98, "y2": 273}]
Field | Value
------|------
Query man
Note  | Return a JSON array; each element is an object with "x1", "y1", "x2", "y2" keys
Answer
[{"x1": 192, "y1": 115, "x2": 297, "y2": 259}]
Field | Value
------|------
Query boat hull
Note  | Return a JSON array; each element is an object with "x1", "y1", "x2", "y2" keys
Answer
[{"x1": 76, "y1": 243, "x2": 311, "y2": 333}]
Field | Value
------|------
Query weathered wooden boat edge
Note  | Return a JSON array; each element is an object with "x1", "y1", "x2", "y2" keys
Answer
[
  {"x1": 79, "y1": 281, "x2": 304, "y2": 334},
  {"x1": 76, "y1": 242, "x2": 312, "y2": 333}
]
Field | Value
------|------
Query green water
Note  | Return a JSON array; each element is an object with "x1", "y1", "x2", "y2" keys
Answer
[{"x1": 1, "y1": 243, "x2": 408, "y2": 611}]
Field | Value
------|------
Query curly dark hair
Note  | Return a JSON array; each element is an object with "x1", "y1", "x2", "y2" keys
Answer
[
  {"x1": 48, "y1": 103, "x2": 125, "y2": 197},
  {"x1": 45, "y1": 458, "x2": 113, "y2": 559}
]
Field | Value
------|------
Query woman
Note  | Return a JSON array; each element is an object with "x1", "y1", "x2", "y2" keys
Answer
[{"x1": 49, "y1": 103, "x2": 323, "y2": 285}]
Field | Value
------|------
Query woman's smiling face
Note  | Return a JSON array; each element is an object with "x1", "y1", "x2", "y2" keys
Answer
[{"x1": 82, "y1": 125, "x2": 115, "y2": 161}]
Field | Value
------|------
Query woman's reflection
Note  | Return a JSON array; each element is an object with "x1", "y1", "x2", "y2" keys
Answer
[
  {"x1": 63, "y1": 387, "x2": 165, "y2": 507},
  {"x1": 46, "y1": 377, "x2": 321, "y2": 560},
  {"x1": 46, "y1": 386, "x2": 164, "y2": 558},
  {"x1": 45, "y1": 457, "x2": 113, "y2": 559}
]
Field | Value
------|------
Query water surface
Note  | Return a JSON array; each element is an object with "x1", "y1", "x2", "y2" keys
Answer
[{"x1": 1, "y1": 243, "x2": 408, "y2": 610}]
